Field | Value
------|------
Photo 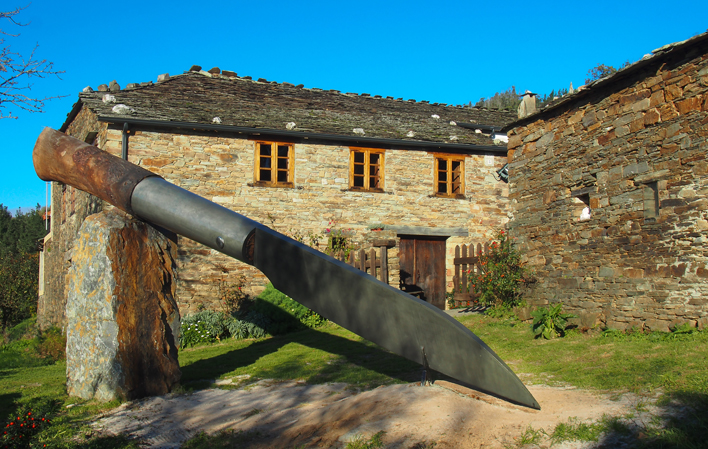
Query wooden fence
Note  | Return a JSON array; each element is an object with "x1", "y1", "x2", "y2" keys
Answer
[
  {"x1": 335, "y1": 239, "x2": 395, "y2": 284},
  {"x1": 452, "y1": 242, "x2": 490, "y2": 308}
]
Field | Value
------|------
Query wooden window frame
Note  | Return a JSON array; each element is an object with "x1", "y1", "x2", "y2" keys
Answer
[
  {"x1": 349, "y1": 147, "x2": 385, "y2": 192},
  {"x1": 434, "y1": 154, "x2": 465, "y2": 198},
  {"x1": 253, "y1": 141, "x2": 295, "y2": 188}
]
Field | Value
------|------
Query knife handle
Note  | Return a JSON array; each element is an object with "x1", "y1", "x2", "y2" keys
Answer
[{"x1": 33, "y1": 128, "x2": 158, "y2": 214}]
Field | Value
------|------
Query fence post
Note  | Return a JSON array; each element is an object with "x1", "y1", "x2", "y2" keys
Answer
[{"x1": 380, "y1": 245, "x2": 388, "y2": 283}]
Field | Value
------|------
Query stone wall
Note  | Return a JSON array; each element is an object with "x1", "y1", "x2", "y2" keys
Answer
[
  {"x1": 37, "y1": 106, "x2": 105, "y2": 330},
  {"x1": 98, "y1": 127, "x2": 509, "y2": 313},
  {"x1": 507, "y1": 47, "x2": 708, "y2": 331}
]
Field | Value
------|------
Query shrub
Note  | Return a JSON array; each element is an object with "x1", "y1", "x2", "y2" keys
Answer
[
  {"x1": 531, "y1": 303, "x2": 577, "y2": 339},
  {"x1": 180, "y1": 285, "x2": 326, "y2": 348},
  {"x1": 37, "y1": 327, "x2": 65, "y2": 361},
  {"x1": 251, "y1": 284, "x2": 327, "y2": 334},
  {"x1": 1, "y1": 400, "x2": 57, "y2": 449},
  {"x1": 179, "y1": 310, "x2": 270, "y2": 348},
  {"x1": 219, "y1": 275, "x2": 249, "y2": 315},
  {"x1": 0, "y1": 252, "x2": 39, "y2": 331},
  {"x1": 468, "y1": 230, "x2": 530, "y2": 308},
  {"x1": 225, "y1": 311, "x2": 270, "y2": 340}
]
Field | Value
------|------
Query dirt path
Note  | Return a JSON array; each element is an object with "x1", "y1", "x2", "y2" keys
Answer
[{"x1": 93, "y1": 380, "x2": 640, "y2": 448}]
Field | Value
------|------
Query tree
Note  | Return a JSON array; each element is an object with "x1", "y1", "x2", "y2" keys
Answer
[
  {"x1": 474, "y1": 86, "x2": 522, "y2": 111},
  {"x1": 0, "y1": 204, "x2": 47, "y2": 330},
  {"x1": 1, "y1": 5, "x2": 64, "y2": 119},
  {"x1": 585, "y1": 61, "x2": 631, "y2": 84},
  {"x1": 536, "y1": 87, "x2": 569, "y2": 109},
  {"x1": 0, "y1": 251, "x2": 38, "y2": 330}
]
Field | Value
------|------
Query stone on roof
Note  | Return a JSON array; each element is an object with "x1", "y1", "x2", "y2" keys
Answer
[{"x1": 68, "y1": 71, "x2": 518, "y2": 146}]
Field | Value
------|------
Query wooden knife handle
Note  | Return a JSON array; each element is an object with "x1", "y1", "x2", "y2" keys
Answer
[{"x1": 33, "y1": 128, "x2": 159, "y2": 214}]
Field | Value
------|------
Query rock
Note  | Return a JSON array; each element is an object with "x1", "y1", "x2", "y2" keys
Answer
[
  {"x1": 66, "y1": 209, "x2": 181, "y2": 402},
  {"x1": 112, "y1": 104, "x2": 135, "y2": 114},
  {"x1": 514, "y1": 306, "x2": 532, "y2": 321},
  {"x1": 109, "y1": 80, "x2": 120, "y2": 92}
]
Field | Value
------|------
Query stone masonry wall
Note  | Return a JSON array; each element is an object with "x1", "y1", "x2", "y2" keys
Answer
[
  {"x1": 95, "y1": 128, "x2": 509, "y2": 313},
  {"x1": 507, "y1": 48, "x2": 708, "y2": 331},
  {"x1": 38, "y1": 106, "x2": 105, "y2": 330}
]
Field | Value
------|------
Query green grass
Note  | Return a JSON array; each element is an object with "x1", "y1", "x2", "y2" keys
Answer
[
  {"x1": 4, "y1": 314, "x2": 708, "y2": 448},
  {"x1": 1, "y1": 318, "x2": 139, "y2": 448},
  {"x1": 458, "y1": 313, "x2": 708, "y2": 396},
  {"x1": 458, "y1": 313, "x2": 708, "y2": 448},
  {"x1": 179, "y1": 322, "x2": 420, "y2": 389}
]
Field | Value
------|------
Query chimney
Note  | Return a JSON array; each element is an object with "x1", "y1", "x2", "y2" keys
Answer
[{"x1": 518, "y1": 90, "x2": 537, "y2": 119}]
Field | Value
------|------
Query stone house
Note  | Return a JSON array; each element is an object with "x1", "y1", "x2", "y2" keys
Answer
[
  {"x1": 504, "y1": 31, "x2": 708, "y2": 331},
  {"x1": 38, "y1": 67, "x2": 514, "y2": 329}
]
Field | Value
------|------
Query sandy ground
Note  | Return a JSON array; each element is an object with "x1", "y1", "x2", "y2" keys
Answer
[{"x1": 92, "y1": 379, "x2": 641, "y2": 448}]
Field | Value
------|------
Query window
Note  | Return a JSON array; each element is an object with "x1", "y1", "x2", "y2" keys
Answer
[
  {"x1": 573, "y1": 194, "x2": 591, "y2": 222},
  {"x1": 254, "y1": 141, "x2": 294, "y2": 187},
  {"x1": 643, "y1": 182, "x2": 659, "y2": 220},
  {"x1": 349, "y1": 148, "x2": 384, "y2": 191},
  {"x1": 434, "y1": 155, "x2": 465, "y2": 197}
]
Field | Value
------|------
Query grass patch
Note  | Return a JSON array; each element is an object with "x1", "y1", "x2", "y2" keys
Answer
[
  {"x1": 457, "y1": 313, "x2": 708, "y2": 396},
  {"x1": 458, "y1": 313, "x2": 708, "y2": 448},
  {"x1": 179, "y1": 322, "x2": 420, "y2": 389},
  {"x1": 4, "y1": 312, "x2": 708, "y2": 448}
]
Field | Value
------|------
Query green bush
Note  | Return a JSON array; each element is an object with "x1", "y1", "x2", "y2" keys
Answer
[
  {"x1": 225, "y1": 311, "x2": 269, "y2": 340},
  {"x1": 0, "y1": 252, "x2": 39, "y2": 331},
  {"x1": 180, "y1": 285, "x2": 326, "y2": 348},
  {"x1": 468, "y1": 230, "x2": 530, "y2": 308},
  {"x1": 180, "y1": 310, "x2": 269, "y2": 348},
  {"x1": 1, "y1": 399, "x2": 57, "y2": 448},
  {"x1": 251, "y1": 284, "x2": 327, "y2": 334},
  {"x1": 37, "y1": 326, "x2": 66, "y2": 361},
  {"x1": 531, "y1": 303, "x2": 577, "y2": 339}
]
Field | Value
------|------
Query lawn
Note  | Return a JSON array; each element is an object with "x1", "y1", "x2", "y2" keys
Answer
[{"x1": 2, "y1": 314, "x2": 708, "y2": 448}]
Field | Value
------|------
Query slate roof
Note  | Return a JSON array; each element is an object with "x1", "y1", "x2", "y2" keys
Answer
[{"x1": 63, "y1": 69, "x2": 516, "y2": 148}]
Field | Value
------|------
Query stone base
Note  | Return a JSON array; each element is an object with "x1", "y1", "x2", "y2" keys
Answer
[{"x1": 66, "y1": 209, "x2": 181, "y2": 402}]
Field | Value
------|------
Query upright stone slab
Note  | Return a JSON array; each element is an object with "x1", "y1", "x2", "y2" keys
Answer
[{"x1": 66, "y1": 209, "x2": 181, "y2": 402}]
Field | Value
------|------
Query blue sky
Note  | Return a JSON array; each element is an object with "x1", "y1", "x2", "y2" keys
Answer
[{"x1": 1, "y1": 0, "x2": 706, "y2": 212}]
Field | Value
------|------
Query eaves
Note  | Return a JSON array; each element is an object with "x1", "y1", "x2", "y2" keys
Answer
[{"x1": 96, "y1": 116, "x2": 509, "y2": 155}]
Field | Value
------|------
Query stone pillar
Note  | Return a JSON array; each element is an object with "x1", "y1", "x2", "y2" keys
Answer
[{"x1": 66, "y1": 209, "x2": 181, "y2": 402}]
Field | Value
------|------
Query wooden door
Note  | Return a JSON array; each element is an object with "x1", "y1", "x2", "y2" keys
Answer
[{"x1": 399, "y1": 237, "x2": 447, "y2": 309}]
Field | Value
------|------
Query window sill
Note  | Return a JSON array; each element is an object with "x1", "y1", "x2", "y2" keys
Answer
[
  {"x1": 348, "y1": 187, "x2": 386, "y2": 194},
  {"x1": 433, "y1": 193, "x2": 466, "y2": 199},
  {"x1": 250, "y1": 181, "x2": 295, "y2": 189}
]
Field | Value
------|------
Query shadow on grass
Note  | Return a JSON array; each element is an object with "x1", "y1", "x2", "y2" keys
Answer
[
  {"x1": 594, "y1": 392, "x2": 708, "y2": 449},
  {"x1": 0, "y1": 391, "x2": 21, "y2": 419},
  {"x1": 180, "y1": 326, "x2": 421, "y2": 387}
]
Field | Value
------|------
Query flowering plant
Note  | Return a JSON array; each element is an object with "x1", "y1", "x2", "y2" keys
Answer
[
  {"x1": 180, "y1": 319, "x2": 218, "y2": 347},
  {"x1": 469, "y1": 230, "x2": 529, "y2": 307},
  {"x1": 324, "y1": 220, "x2": 355, "y2": 258},
  {"x1": 2, "y1": 408, "x2": 51, "y2": 448},
  {"x1": 219, "y1": 275, "x2": 249, "y2": 315}
]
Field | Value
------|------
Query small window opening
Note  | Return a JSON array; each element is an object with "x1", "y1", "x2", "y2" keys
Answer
[
  {"x1": 573, "y1": 194, "x2": 591, "y2": 222},
  {"x1": 643, "y1": 182, "x2": 659, "y2": 220}
]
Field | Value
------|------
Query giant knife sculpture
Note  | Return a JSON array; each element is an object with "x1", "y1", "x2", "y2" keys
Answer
[{"x1": 33, "y1": 128, "x2": 539, "y2": 410}]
